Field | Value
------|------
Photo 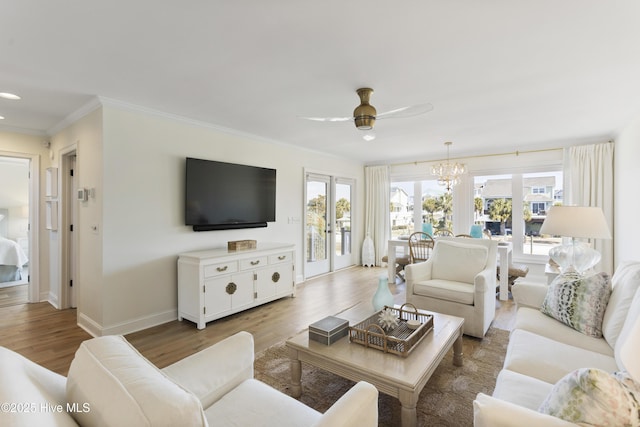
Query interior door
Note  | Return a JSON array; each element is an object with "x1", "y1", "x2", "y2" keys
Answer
[
  {"x1": 305, "y1": 174, "x2": 330, "y2": 277},
  {"x1": 68, "y1": 155, "x2": 77, "y2": 308}
]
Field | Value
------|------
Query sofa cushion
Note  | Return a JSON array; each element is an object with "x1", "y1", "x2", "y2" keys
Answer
[
  {"x1": 474, "y1": 393, "x2": 577, "y2": 427},
  {"x1": 602, "y1": 261, "x2": 640, "y2": 349},
  {"x1": 204, "y1": 379, "x2": 321, "y2": 427},
  {"x1": 0, "y1": 347, "x2": 79, "y2": 427},
  {"x1": 66, "y1": 336, "x2": 206, "y2": 427},
  {"x1": 514, "y1": 307, "x2": 613, "y2": 356},
  {"x1": 539, "y1": 368, "x2": 640, "y2": 426},
  {"x1": 540, "y1": 271, "x2": 611, "y2": 337},
  {"x1": 413, "y1": 279, "x2": 475, "y2": 304},
  {"x1": 431, "y1": 240, "x2": 488, "y2": 283},
  {"x1": 504, "y1": 329, "x2": 619, "y2": 384},
  {"x1": 492, "y1": 369, "x2": 554, "y2": 411}
]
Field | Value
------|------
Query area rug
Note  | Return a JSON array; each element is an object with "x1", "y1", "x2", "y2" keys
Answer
[{"x1": 254, "y1": 327, "x2": 509, "y2": 427}]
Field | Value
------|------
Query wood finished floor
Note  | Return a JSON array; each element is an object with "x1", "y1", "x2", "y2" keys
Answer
[
  {"x1": 0, "y1": 283, "x2": 28, "y2": 307},
  {"x1": 0, "y1": 266, "x2": 516, "y2": 376}
]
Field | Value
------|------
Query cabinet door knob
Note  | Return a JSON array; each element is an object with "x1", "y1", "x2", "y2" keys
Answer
[
  {"x1": 226, "y1": 282, "x2": 237, "y2": 295},
  {"x1": 272, "y1": 272, "x2": 280, "y2": 283}
]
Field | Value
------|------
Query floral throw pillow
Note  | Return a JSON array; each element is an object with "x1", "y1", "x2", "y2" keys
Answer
[
  {"x1": 540, "y1": 271, "x2": 611, "y2": 337},
  {"x1": 539, "y1": 368, "x2": 640, "y2": 426}
]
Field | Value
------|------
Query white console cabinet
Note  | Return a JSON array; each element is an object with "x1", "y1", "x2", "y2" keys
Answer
[{"x1": 177, "y1": 242, "x2": 295, "y2": 329}]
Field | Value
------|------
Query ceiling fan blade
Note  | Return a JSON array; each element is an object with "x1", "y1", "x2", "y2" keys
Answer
[
  {"x1": 299, "y1": 116, "x2": 352, "y2": 122},
  {"x1": 376, "y1": 103, "x2": 434, "y2": 120}
]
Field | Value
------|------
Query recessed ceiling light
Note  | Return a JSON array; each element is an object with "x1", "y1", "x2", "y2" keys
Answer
[
  {"x1": 0, "y1": 92, "x2": 21, "y2": 100},
  {"x1": 0, "y1": 115, "x2": 4, "y2": 120}
]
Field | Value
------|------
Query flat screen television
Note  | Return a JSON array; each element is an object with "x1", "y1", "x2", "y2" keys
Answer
[{"x1": 185, "y1": 157, "x2": 276, "y2": 231}]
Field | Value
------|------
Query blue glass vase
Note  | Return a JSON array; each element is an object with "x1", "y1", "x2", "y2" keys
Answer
[{"x1": 372, "y1": 275, "x2": 394, "y2": 311}]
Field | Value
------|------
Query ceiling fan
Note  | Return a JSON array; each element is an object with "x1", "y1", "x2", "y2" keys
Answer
[{"x1": 300, "y1": 88, "x2": 434, "y2": 139}]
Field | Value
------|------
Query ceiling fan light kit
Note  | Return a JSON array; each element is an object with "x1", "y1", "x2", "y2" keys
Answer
[{"x1": 353, "y1": 88, "x2": 377, "y2": 130}]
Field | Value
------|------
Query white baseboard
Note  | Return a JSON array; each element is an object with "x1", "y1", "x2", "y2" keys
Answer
[
  {"x1": 45, "y1": 291, "x2": 59, "y2": 308},
  {"x1": 78, "y1": 309, "x2": 178, "y2": 337}
]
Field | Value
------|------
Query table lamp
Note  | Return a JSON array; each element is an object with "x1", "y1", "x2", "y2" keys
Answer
[{"x1": 539, "y1": 206, "x2": 611, "y2": 274}]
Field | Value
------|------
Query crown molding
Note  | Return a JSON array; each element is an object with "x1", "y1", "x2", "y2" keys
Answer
[
  {"x1": 0, "y1": 123, "x2": 47, "y2": 137},
  {"x1": 47, "y1": 96, "x2": 103, "y2": 136},
  {"x1": 96, "y1": 96, "x2": 351, "y2": 162}
]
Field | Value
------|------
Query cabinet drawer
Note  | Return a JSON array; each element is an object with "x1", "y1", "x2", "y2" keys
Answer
[
  {"x1": 203, "y1": 261, "x2": 238, "y2": 278},
  {"x1": 269, "y1": 252, "x2": 292, "y2": 265},
  {"x1": 239, "y1": 256, "x2": 268, "y2": 270}
]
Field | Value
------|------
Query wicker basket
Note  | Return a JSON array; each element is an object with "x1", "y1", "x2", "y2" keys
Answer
[{"x1": 348, "y1": 303, "x2": 434, "y2": 357}]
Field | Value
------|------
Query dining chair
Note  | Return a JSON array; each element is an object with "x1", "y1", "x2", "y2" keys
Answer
[
  {"x1": 434, "y1": 228, "x2": 454, "y2": 237},
  {"x1": 408, "y1": 232, "x2": 435, "y2": 263}
]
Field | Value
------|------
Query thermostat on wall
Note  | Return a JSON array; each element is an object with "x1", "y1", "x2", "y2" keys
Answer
[{"x1": 77, "y1": 188, "x2": 88, "y2": 201}]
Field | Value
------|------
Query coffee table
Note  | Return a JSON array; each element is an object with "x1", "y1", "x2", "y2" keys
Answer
[{"x1": 286, "y1": 303, "x2": 464, "y2": 427}]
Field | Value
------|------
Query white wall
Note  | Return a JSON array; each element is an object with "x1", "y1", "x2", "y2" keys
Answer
[
  {"x1": 86, "y1": 103, "x2": 364, "y2": 334},
  {"x1": 50, "y1": 108, "x2": 104, "y2": 330},
  {"x1": 614, "y1": 112, "x2": 640, "y2": 266}
]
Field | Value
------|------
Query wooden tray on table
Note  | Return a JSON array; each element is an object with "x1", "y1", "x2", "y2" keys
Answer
[{"x1": 348, "y1": 303, "x2": 434, "y2": 357}]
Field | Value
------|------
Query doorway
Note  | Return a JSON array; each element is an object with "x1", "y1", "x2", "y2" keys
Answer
[
  {"x1": 304, "y1": 172, "x2": 355, "y2": 278},
  {"x1": 0, "y1": 156, "x2": 31, "y2": 306},
  {"x1": 59, "y1": 148, "x2": 78, "y2": 309}
]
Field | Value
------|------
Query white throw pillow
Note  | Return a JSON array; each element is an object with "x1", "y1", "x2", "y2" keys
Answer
[
  {"x1": 431, "y1": 241, "x2": 488, "y2": 284},
  {"x1": 615, "y1": 288, "x2": 640, "y2": 372},
  {"x1": 66, "y1": 335, "x2": 206, "y2": 427},
  {"x1": 602, "y1": 261, "x2": 640, "y2": 348}
]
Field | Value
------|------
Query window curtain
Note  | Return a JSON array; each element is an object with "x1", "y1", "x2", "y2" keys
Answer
[
  {"x1": 364, "y1": 165, "x2": 390, "y2": 266},
  {"x1": 564, "y1": 142, "x2": 614, "y2": 275}
]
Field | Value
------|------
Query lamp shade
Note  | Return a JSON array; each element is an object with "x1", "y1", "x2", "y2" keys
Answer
[
  {"x1": 539, "y1": 206, "x2": 611, "y2": 239},
  {"x1": 620, "y1": 314, "x2": 640, "y2": 381}
]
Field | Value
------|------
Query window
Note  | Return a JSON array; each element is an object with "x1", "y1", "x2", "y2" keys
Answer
[
  {"x1": 474, "y1": 170, "x2": 563, "y2": 257},
  {"x1": 531, "y1": 202, "x2": 545, "y2": 214},
  {"x1": 531, "y1": 187, "x2": 546, "y2": 194},
  {"x1": 389, "y1": 180, "x2": 449, "y2": 238}
]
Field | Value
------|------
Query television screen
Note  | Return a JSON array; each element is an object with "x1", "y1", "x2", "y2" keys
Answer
[{"x1": 185, "y1": 158, "x2": 276, "y2": 231}]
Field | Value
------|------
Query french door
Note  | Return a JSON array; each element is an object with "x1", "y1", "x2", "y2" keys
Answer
[{"x1": 304, "y1": 173, "x2": 354, "y2": 278}]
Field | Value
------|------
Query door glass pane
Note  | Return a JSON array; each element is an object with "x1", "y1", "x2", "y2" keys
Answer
[
  {"x1": 523, "y1": 171, "x2": 563, "y2": 255},
  {"x1": 335, "y1": 183, "x2": 351, "y2": 256},
  {"x1": 306, "y1": 180, "x2": 327, "y2": 262}
]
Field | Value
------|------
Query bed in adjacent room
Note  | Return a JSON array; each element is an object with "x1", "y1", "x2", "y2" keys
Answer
[{"x1": 0, "y1": 236, "x2": 28, "y2": 283}]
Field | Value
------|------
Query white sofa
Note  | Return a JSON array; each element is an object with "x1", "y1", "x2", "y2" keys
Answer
[
  {"x1": 473, "y1": 261, "x2": 640, "y2": 426},
  {"x1": 0, "y1": 331, "x2": 378, "y2": 426},
  {"x1": 405, "y1": 237, "x2": 498, "y2": 338}
]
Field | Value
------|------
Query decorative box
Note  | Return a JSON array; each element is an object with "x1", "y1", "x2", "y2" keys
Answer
[
  {"x1": 309, "y1": 316, "x2": 349, "y2": 345},
  {"x1": 227, "y1": 240, "x2": 257, "y2": 251}
]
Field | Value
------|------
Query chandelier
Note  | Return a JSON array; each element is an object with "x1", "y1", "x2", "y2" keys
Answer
[{"x1": 431, "y1": 141, "x2": 466, "y2": 192}]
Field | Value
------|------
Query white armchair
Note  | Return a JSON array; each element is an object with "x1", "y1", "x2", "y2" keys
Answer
[
  {"x1": 0, "y1": 332, "x2": 379, "y2": 426},
  {"x1": 405, "y1": 237, "x2": 498, "y2": 338}
]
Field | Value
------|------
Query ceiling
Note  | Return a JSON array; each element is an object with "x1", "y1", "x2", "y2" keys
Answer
[{"x1": 2, "y1": 1, "x2": 640, "y2": 164}]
